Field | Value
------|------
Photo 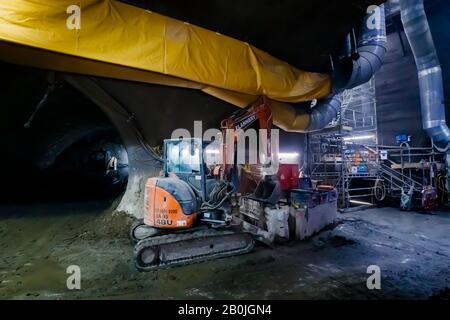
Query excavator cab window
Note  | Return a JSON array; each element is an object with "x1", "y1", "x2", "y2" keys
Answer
[
  {"x1": 165, "y1": 138, "x2": 202, "y2": 175},
  {"x1": 164, "y1": 138, "x2": 213, "y2": 201}
]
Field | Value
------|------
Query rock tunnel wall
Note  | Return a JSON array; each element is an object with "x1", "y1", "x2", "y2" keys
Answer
[
  {"x1": 65, "y1": 75, "x2": 241, "y2": 218},
  {"x1": 0, "y1": 63, "x2": 129, "y2": 203},
  {"x1": 0, "y1": 61, "x2": 306, "y2": 218}
]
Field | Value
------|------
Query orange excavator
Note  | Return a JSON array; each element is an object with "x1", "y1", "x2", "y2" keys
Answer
[{"x1": 131, "y1": 97, "x2": 273, "y2": 271}]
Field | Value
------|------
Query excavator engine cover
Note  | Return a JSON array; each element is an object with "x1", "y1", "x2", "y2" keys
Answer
[{"x1": 144, "y1": 177, "x2": 197, "y2": 229}]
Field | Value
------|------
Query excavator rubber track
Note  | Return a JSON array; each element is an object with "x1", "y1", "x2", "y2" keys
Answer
[{"x1": 134, "y1": 229, "x2": 255, "y2": 272}]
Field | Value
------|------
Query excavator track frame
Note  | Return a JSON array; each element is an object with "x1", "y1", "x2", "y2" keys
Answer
[{"x1": 134, "y1": 229, "x2": 254, "y2": 272}]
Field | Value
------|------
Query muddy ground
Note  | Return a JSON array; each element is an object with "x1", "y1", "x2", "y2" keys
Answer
[{"x1": 0, "y1": 201, "x2": 449, "y2": 300}]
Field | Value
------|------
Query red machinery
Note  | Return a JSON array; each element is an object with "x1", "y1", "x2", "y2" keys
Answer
[{"x1": 277, "y1": 164, "x2": 299, "y2": 192}]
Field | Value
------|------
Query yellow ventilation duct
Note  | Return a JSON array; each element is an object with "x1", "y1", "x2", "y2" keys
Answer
[{"x1": 0, "y1": 0, "x2": 330, "y2": 105}]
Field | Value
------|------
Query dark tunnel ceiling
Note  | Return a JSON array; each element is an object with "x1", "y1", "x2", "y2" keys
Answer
[{"x1": 119, "y1": 0, "x2": 386, "y2": 72}]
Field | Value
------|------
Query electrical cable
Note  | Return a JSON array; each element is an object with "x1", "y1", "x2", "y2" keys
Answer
[{"x1": 24, "y1": 76, "x2": 59, "y2": 129}]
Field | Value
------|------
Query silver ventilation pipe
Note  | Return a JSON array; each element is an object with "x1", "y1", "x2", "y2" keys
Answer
[
  {"x1": 343, "y1": 4, "x2": 387, "y2": 90},
  {"x1": 400, "y1": 0, "x2": 450, "y2": 152},
  {"x1": 308, "y1": 94, "x2": 343, "y2": 131},
  {"x1": 307, "y1": 4, "x2": 387, "y2": 131}
]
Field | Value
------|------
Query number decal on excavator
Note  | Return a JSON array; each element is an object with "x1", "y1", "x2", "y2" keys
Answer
[
  {"x1": 156, "y1": 208, "x2": 178, "y2": 215},
  {"x1": 156, "y1": 219, "x2": 173, "y2": 226}
]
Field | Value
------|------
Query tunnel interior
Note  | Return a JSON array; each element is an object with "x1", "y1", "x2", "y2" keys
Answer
[
  {"x1": 0, "y1": 61, "x2": 306, "y2": 210},
  {"x1": 0, "y1": 62, "x2": 129, "y2": 204},
  {"x1": 0, "y1": 0, "x2": 449, "y2": 301}
]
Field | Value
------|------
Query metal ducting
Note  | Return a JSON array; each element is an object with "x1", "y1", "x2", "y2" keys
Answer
[
  {"x1": 343, "y1": 4, "x2": 387, "y2": 90},
  {"x1": 307, "y1": 94, "x2": 344, "y2": 131},
  {"x1": 400, "y1": 0, "x2": 450, "y2": 152},
  {"x1": 307, "y1": 4, "x2": 387, "y2": 131}
]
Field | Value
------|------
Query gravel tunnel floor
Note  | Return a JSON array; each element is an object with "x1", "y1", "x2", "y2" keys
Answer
[{"x1": 0, "y1": 204, "x2": 449, "y2": 300}]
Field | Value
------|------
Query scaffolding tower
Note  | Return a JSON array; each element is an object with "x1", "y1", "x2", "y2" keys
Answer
[
  {"x1": 308, "y1": 78, "x2": 446, "y2": 210},
  {"x1": 308, "y1": 78, "x2": 380, "y2": 209}
]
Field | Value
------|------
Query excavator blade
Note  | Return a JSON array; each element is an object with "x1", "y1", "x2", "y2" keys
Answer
[{"x1": 134, "y1": 229, "x2": 254, "y2": 272}]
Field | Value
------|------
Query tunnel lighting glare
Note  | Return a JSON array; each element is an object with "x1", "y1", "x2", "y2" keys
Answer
[
  {"x1": 279, "y1": 152, "x2": 299, "y2": 159},
  {"x1": 343, "y1": 134, "x2": 375, "y2": 141},
  {"x1": 350, "y1": 200, "x2": 372, "y2": 206}
]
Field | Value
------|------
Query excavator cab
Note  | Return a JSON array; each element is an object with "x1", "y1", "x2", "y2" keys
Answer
[
  {"x1": 164, "y1": 138, "x2": 209, "y2": 201},
  {"x1": 164, "y1": 138, "x2": 224, "y2": 203},
  {"x1": 142, "y1": 138, "x2": 226, "y2": 231}
]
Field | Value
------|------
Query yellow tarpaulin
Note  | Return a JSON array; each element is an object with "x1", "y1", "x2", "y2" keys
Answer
[{"x1": 0, "y1": 0, "x2": 331, "y2": 103}]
